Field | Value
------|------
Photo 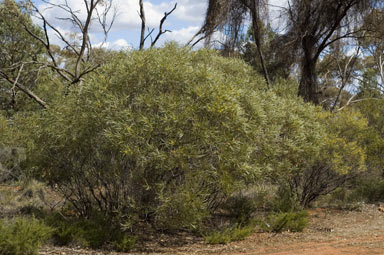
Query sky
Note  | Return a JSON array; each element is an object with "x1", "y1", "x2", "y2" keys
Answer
[{"x1": 31, "y1": 0, "x2": 288, "y2": 50}]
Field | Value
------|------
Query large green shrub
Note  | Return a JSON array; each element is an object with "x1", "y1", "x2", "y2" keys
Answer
[{"x1": 25, "y1": 44, "x2": 327, "y2": 230}]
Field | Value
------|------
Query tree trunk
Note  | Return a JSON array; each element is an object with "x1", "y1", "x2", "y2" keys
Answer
[
  {"x1": 298, "y1": 35, "x2": 319, "y2": 104},
  {"x1": 249, "y1": 1, "x2": 271, "y2": 88}
]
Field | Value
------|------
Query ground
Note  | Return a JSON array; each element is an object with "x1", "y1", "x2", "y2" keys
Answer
[{"x1": 38, "y1": 204, "x2": 384, "y2": 255}]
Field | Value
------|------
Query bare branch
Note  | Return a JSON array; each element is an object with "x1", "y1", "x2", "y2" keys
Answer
[
  {"x1": 151, "y1": 3, "x2": 177, "y2": 47},
  {"x1": 0, "y1": 70, "x2": 47, "y2": 108},
  {"x1": 331, "y1": 46, "x2": 360, "y2": 111},
  {"x1": 10, "y1": 63, "x2": 25, "y2": 105},
  {"x1": 336, "y1": 96, "x2": 381, "y2": 112},
  {"x1": 139, "y1": 2, "x2": 177, "y2": 49},
  {"x1": 95, "y1": 0, "x2": 117, "y2": 47},
  {"x1": 25, "y1": 0, "x2": 114, "y2": 88}
]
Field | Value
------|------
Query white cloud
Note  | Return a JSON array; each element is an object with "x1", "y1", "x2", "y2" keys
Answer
[
  {"x1": 171, "y1": 0, "x2": 207, "y2": 24},
  {"x1": 164, "y1": 26, "x2": 200, "y2": 45},
  {"x1": 94, "y1": 38, "x2": 132, "y2": 50}
]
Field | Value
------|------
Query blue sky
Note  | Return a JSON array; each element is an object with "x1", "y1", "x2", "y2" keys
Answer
[
  {"x1": 31, "y1": 0, "x2": 287, "y2": 50},
  {"x1": 32, "y1": 0, "x2": 208, "y2": 50}
]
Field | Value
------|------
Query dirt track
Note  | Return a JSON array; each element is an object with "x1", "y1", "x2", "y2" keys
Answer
[{"x1": 39, "y1": 204, "x2": 384, "y2": 255}]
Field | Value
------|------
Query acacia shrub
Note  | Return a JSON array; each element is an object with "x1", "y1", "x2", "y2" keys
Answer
[
  {"x1": 26, "y1": 44, "x2": 327, "y2": 231},
  {"x1": 287, "y1": 109, "x2": 369, "y2": 207}
]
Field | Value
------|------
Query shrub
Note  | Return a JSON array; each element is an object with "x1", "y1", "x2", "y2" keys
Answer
[
  {"x1": 285, "y1": 109, "x2": 369, "y2": 207},
  {"x1": 204, "y1": 224, "x2": 254, "y2": 244},
  {"x1": 271, "y1": 185, "x2": 302, "y2": 212},
  {"x1": 45, "y1": 212, "x2": 136, "y2": 250},
  {"x1": 223, "y1": 195, "x2": 257, "y2": 224},
  {"x1": 24, "y1": 44, "x2": 328, "y2": 231},
  {"x1": 352, "y1": 177, "x2": 384, "y2": 203},
  {"x1": 262, "y1": 211, "x2": 308, "y2": 233},
  {"x1": 0, "y1": 115, "x2": 23, "y2": 183},
  {"x1": 0, "y1": 217, "x2": 52, "y2": 255}
]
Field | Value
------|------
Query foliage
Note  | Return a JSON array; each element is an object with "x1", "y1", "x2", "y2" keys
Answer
[
  {"x1": 285, "y1": 109, "x2": 369, "y2": 207},
  {"x1": 261, "y1": 211, "x2": 308, "y2": 233},
  {"x1": 45, "y1": 212, "x2": 136, "y2": 251},
  {"x1": 0, "y1": 217, "x2": 53, "y2": 255},
  {"x1": 0, "y1": 0, "x2": 45, "y2": 113},
  {"x1": 316, "y1": 175, "x2": 384, "y2": 209},
  {"x1": 222, "y1": 195, "x2": 258, "y2": 224},
  {"x1": 204, "y1": 224, "x2": 255, "y2": 244},
  {"x1": 355, "y1": 96, "x2": 384, "y2": 174},
  {"x1": 352, "y1": 177, "x2": 384, "y2": 203},
  {"x1": 242, "y1": 24, "x2": 295, "y2": 81},
  {"x1": 271, "y1": 185, "x2": 302, "y2": 212},
  {"x1": 0, "y1": 114, "x2": 9, "y2": 145},
  {"x1": 0, "y1": 114, "x2": 26, "y2": 183}
]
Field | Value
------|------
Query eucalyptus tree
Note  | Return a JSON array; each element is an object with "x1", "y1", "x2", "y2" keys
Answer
[
  {"x1": 285, "y1": 0, "x2": 374, "y2": 104},
  {"x1": 188, "y1": 0, "x2": 271, "y2": 87},
  {"x1": 193, "y1": 0, "x2": 377, "y2": 104}
]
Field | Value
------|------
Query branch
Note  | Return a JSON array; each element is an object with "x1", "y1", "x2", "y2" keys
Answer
[
  {"x1": 0, "y1": 70, "x2": 47, "y2": 108},
  {"x1": 10, "y1": 63, "x2": 25, "y2": 105},
  {"x1": 26, "y1": 0, "x2": 108, "y2": 87},
  {"x1": 185, "y1": 30, "x2": 202, "y2": 47},
  {"x1": 314, "y1": 2, "x2": 355, "y2": 60},
  {"x1": 335, "y1": 96, "x2": 380, "y2": 112},
  {"x1": 23, "y1": 20, "x2": 73, "y2": 82},
  {"x1": 151, "y1": 3, "x2": 177, "y2": 47},
  {"x1": 331, "y1": 46, "x2": 361, "y2": 111},
  {"x1": 95, "y1": 0, "x2": 117, "y2": 47}
]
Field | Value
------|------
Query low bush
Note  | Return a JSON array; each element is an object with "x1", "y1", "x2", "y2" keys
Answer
[
  {"x1": 261, "y1": 211, "x2": 308, "y2": 233},
  {"x1": 222, "y1": 195, "x2": 258, "y2": 224},
  {"x1": 204, "y1": 224, "x2": 255, "y2": 244},
  {"x1": 45, "y1": 212, "x2": 136, "y2": 251},
  {"x1": 322, "y1": 176, "x2": 384, "y2": 208},
  {"x1": 353, "y1": 177, "x2": 384, "y2": 203},
  {"x1": 0, "y1": 217, "x2": 52, "y2": 255},
  {"x1": 270, "y1": 185, "x2": 302, "y2": 212}
]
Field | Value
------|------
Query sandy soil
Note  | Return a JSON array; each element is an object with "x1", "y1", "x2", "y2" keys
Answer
[{"x1": 38, "y1": 204, "x2": 384, "y2": 255}]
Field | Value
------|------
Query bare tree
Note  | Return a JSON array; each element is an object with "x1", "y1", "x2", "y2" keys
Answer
[
  {"x1": 24, "y1": 0, "x2": 117, "y2": 90},
  {"x1": 138, "y1": 0, "x2": 177, "y2": 50}
]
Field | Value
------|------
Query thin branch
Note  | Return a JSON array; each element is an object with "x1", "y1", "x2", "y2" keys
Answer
[
  {"x1": 336, "y1": 96, "x2": 380, "y2": 112},
  {"x1": 151, "y1": 3, "x2": 177, "y2": 47},
  {"x1": 95, "y1": 0, "x2": 117, "y2": 47},
  {"x1": 0, "y1": 70, "x2": 47, "y2": 108},
  {"x1": 10, "y1": 63, "x2": 25, "y2": 105},
  {"x1": 331, "y1": 46, "x2": 360, "y2": 111}
]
